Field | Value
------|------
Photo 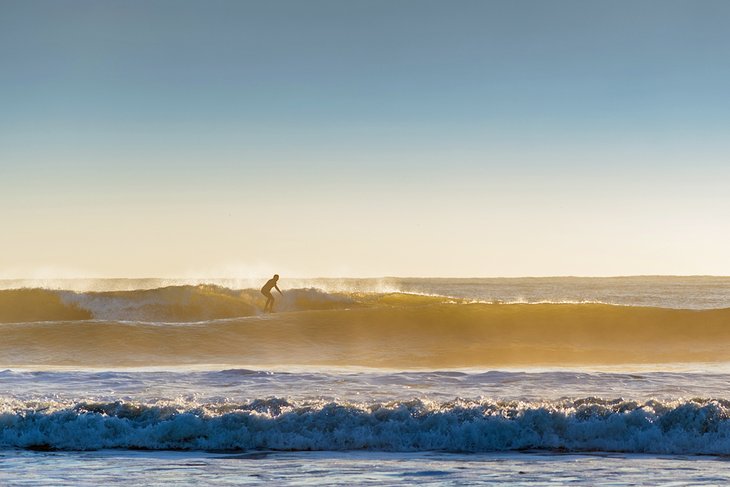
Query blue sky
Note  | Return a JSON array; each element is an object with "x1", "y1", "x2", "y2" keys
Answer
[{"x1": 2, "y1": 0, "x2": 729, "y2": 277}]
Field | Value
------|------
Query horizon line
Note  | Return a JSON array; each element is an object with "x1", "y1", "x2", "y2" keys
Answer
[{"x1": 1, "y1": 274, "x2": 729, "y2": 280}]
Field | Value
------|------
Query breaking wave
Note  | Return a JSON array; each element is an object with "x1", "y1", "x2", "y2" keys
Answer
[
  {"x1": 2, "y1": 285, "x2": 730, "y2": 367},
  {"x1": 0, "y1": 285, "x2": 358, "y2": 323},
  {"x1": 3, "y1": 397, "x2": 730, "y2": 454}
]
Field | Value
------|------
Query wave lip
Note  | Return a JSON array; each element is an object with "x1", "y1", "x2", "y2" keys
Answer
[
  {"x1": 2, "y1": 398, "x2": 730, "y2": 454},
  {"x1": 0, "y1": 286, "x2": 358, "y2": 323}
]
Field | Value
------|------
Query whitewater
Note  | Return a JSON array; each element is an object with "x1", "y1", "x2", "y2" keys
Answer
[{"x1": 2, "y1": 276, "x2": 730, "y2": 485}]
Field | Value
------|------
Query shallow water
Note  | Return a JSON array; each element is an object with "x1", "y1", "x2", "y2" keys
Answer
[{"x1": 2, "y1": 450, "x2": 730, "y2": 486}]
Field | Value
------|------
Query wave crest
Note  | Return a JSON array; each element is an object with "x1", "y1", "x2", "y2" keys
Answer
[{"x1": 0, "y1": 285, "x2": 359, "y2": 323}]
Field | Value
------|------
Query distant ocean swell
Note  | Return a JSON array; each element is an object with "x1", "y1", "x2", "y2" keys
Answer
[
  {"x1": 2, "y1": 285, "x2": 730, "y2": 367},
  {"x1": 3, "y1": 398, "x2": 730, "y2": 454}
]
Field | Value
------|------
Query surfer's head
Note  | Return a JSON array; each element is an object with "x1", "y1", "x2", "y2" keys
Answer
[{"x1": 273, "y1": 274, "x2": 279, "y2": 281}]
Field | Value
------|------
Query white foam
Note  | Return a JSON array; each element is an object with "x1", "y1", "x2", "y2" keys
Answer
[{"x1": 2, "y1": 397, "x2": 730, "y2": 454}]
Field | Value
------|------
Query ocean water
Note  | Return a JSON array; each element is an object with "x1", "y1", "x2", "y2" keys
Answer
[{"x1": 2, "y1": 276, "x2": 730, "y2": 485}]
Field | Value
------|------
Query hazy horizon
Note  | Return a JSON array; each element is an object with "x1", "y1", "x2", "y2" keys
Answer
[{"x1": 2, "y1": 273, "x2": 729, "y2": 282}]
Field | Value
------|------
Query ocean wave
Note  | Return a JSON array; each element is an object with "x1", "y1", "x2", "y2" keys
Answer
[
  {"x1": 2, "y1": 298, "x2": 730, "y2": 367},
  {"x1": 3, "y1": 397, "x2": 730, "y2": 454},
  {"x1": 0, "y1": 284, "x2": 660, "y2": 324},
  {"x1": 0, "y1": 285, "x2": 361, "y2": 323}
]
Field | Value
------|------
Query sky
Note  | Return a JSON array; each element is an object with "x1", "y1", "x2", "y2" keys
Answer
[{"x1": 1, "y1": 0, "x2": 729, "y2": 278}]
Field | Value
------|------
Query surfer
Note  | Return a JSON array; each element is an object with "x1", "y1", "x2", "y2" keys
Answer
[{"x1": 261, "y1": 274, "x2": 283, "y2": 313}]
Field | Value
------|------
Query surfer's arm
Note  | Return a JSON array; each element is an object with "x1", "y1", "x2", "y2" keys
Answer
[{"x1": 275, "y1": 284, "x2": 282, "y2": 294}]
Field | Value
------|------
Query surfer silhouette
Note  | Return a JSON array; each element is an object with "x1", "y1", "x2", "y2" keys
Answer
[{"x1": 261, "y1": 274, "x2": 283, "y2": 313}]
